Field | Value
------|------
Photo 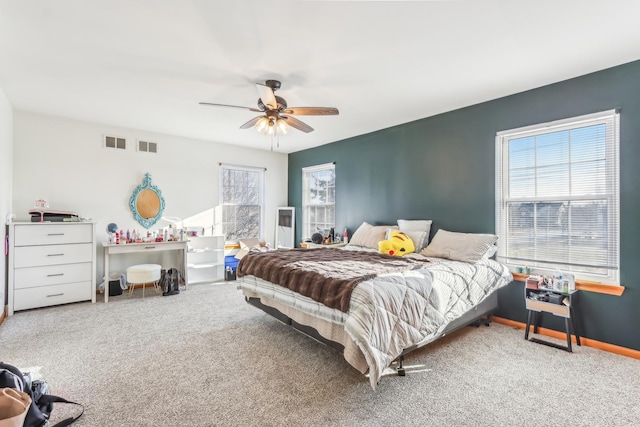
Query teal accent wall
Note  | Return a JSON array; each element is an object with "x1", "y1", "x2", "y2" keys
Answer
[{"x1": 289, "y1": 59, "x2": 640, "y2": 352}]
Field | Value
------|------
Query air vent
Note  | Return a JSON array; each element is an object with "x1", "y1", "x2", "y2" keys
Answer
[
  {"x1": 137, "y1": 140, "x2": 158, "y2": 153},
  {"x1": 104, "y1": 135, "x2": 126, "y2": 150}
]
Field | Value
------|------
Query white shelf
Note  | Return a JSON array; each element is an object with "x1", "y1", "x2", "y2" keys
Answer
[
  {"x1": 187, "y1": 235, "x2": 225, "y2": 284},
  {"x1": 188, "y1": 262, "x2": 224, "y2": 269}
]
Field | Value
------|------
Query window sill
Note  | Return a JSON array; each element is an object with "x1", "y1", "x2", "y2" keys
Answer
[
  {"x1": 224, "y1": 242, "x2": 267, "y2": 250},
  {"x1": 511, "y1": 272, "x2": 625, "y2": 296}
]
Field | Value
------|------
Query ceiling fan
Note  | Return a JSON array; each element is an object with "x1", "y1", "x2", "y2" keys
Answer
[{"x1": 199, "y1": 79, "x2": 339, "y2": 135}]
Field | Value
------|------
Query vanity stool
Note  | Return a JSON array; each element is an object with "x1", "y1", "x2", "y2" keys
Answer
[{"x1": 126, "y1": 264, "x2": 162, "y2": 298}]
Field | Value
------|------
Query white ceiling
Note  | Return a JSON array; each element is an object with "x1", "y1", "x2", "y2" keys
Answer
[{"x1": 1, "y1": 0, "x2": 640, "y2": 154}]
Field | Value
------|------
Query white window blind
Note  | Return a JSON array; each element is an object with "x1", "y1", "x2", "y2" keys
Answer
[
  {"x1": 496, "y1": 110, "x2": 620, "y2": 284},
  {"x1": 302, "y1": 163, "x2": 335, "y2": 239},
  {"x1": 218, "y1": 164, "x2": 265, "y2": 242}
]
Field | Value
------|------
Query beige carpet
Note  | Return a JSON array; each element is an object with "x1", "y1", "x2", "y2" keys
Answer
[{"x1": 1, "y1": 282, "x2": 639, "y2": 427}]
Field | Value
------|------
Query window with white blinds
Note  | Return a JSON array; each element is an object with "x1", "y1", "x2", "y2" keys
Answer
[
  {"x1": 302, "y1": 163, "x2": 335, "y2": 240},
  {"x1": 218, "y1": 164, "x2": 264, "y2": 242},
  {"x1": 495, "y1": 110, "x2": 620, "y2": 284}
]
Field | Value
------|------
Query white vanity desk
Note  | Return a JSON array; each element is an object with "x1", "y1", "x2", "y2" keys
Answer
[{"x1": 103, "y1": 240, "x2": 188, "y2": 303}]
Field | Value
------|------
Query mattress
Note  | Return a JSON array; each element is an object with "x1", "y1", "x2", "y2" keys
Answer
[{"x1": 237, "y1": 249, "x2": 512, "y2": 388}]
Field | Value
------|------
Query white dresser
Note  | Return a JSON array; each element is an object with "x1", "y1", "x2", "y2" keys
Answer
[{"x1": 7, "y1": 221, "x2": 96, "y2": 316}]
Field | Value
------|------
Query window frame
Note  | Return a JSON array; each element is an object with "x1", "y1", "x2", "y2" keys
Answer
[
  {"x1": 218, "y1": 163, "x2": 265, "y2": 243},
  {"x1": 302, "y1": 162, "x2": 336, "y2": 240},
  {"x1": 495, "y1": 110, "x2": 620, "y2": 285}
]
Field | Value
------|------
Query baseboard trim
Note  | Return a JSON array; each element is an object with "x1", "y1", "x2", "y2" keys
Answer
[
  {"x1": 491, "y1": 316, "x2": 640, "y2": 360},
  {"x1": 0, "y1": 307, "x2": 5, "y2": 325}
]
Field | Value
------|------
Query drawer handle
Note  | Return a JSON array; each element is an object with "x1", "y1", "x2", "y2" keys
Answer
[
  {"x1": 46, "y1": 293, "x2": 64, "y2": 297},
  {"x1": 47, "y1": 273, "x2": 64, "y2": 277},
  {"x1": 144, "y1": 246, "x2": 156, "y2": 250},
  {"x1": 47, "y1": 253, "x2": 65, "y2": 257},
  {"x1": 47, "y1": 233, "x2": 65, "y2": 236}
]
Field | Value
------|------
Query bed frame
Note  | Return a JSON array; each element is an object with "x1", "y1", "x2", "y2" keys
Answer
[{"x1": 245, "y1": 289, "x2": 498, "y2": 377}]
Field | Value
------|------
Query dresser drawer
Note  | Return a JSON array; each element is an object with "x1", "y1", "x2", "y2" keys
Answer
[
  {"x1": 14, "y1": 223, "x2": 93, "y2": 246},
  {"x1": 14, "y1": 243, "x2": 93, "y2": 268},
  {"x1": 13, "y1": 281, "x2": 93, "y2": 311},
  {"x1": 525, "y1": 298, "x2": 570, "y2": 318},
  {"x1": 14, "y1": 263, "x2": 92, "y2": 290}
]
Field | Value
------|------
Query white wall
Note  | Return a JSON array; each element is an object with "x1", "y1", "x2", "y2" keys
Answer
[
  {"x1": 0, "y1": 86, "x2": 13, "y2": 311},
  {"x1": 13, "y1": 111, "x2": 288, "y2": 281}
]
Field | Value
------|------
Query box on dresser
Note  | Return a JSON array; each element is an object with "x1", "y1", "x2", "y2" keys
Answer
[
  {"x1": 7, "y1": 221, "x2": 97, "y2": 316},
  {"x1": 525, "y1": 275, "x2": 544, "y2": 289},
  {"x1": 28, "y1": 209, "x2": 79, "y2": 222}
]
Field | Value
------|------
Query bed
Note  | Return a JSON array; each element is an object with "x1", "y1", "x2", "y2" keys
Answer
[{"x1": 236, "y1": 222, "x2": 513, "y2": 388}]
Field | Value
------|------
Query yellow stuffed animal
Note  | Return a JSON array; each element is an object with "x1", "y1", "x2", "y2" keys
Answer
[{"x1": 378, "y1": 230, "x2": 415, "y2": 256}]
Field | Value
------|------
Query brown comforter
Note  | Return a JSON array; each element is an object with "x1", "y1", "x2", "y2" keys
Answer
[{"x1": 236, "y1": 248, "x2": 430, "y2": 312}]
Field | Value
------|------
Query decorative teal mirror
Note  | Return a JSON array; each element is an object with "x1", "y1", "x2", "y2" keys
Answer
[{"x1": 130, "y1": 173, "x2": 165, "y2": 229}]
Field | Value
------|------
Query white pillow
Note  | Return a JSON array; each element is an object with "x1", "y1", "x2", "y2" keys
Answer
[
  {"x1": 397, "y1": 219, "x2": 432, "y2": 251},
  {"x1": 234, "y1": 238, "x2": 261, "y2": 260},
  {"x1": 420, "y1": 229, "x2": 498, "y2": 263},
  {"x1": 482, "y1": 244, "x2": 498, "y2": 259},
  {"x1": 349, "y1": 222, "x2": 397, "y2": 249}
]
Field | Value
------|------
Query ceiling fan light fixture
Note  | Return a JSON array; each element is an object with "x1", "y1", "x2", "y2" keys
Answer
[
  {"x1": 255, "y1": 116, "x2": 270, "y2": 134},
  {"x1": 255, "y1": 116, "x2": 288, "y2": 136},
  {"x1": 266, "y1": 119, "x2": 276, "y2": 136},
  {"x1": 276, "y1": 118, "x2": 288, "y2": 135}
]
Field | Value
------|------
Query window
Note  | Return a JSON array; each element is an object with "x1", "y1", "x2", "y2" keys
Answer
[
  {"x1": 302, "y1": 163, "x2": 335, "y2": 239},
  {"x1": 219, "y1": 164, "x2": 264, "y2": 242},
  {"x1": 496, "y1": 110, "x2": 619, "y2": 284}
]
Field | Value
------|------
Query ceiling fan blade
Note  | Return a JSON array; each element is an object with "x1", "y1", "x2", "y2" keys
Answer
[
  {"x1": 256, "y1": 83, "x2": 278, "y2": 110},
  {"x1": 199, "y1": 102, "x2": 261, "y2": 112},
  {"x1": 282, "y1": 107, "x2": 339, "y2": 116},
  {"x1": 239, "y1": 116, "x2": 264, "y2": 129},
  {"x1": 282, "y1": 115, "x2": 314, "y2": 133}
]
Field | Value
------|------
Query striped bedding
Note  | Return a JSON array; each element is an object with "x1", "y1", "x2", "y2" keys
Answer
[{"x1": 237, "y1": 247, "x2": 512, "y2": 388}]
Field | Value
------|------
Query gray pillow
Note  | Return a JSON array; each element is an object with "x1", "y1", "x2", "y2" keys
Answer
[
  {"x1": 349, "y1": 222, "x2": 397, "y2": 249},
  {"x1": 420, "y1": 229, "x2": 498, "y2": 263}
]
